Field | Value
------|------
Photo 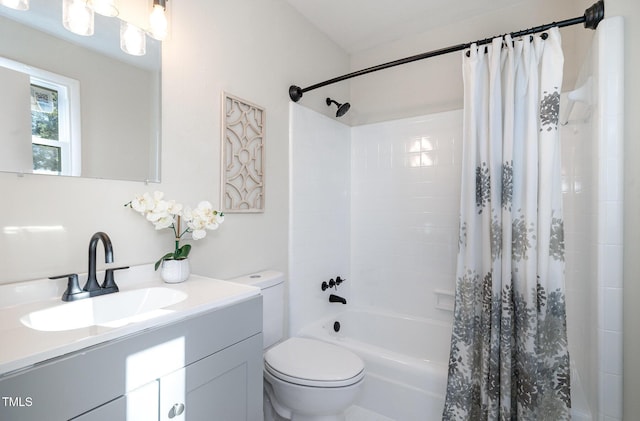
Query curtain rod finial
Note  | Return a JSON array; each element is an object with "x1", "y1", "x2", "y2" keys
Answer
[
  {"x1": 584, "y1": 0, "x2": 604, "y2": 30},
  {"x1": 289, "y1": 85, "x2": 303, "y2": 102}
]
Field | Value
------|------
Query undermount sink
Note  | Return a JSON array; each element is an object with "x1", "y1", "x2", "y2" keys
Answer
[{"x1": 20, "y1": 287, "x2": 188, "y2": 332}]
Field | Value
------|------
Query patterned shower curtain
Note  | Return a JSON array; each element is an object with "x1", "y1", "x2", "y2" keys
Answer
[{"x1": 443, "y1": 27, "x2": 571, "y2": 420}]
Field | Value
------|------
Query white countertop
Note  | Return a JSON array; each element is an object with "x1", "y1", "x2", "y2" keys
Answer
[{"x1": 0, "y1": 264, "x2": 260, "y2": 376}]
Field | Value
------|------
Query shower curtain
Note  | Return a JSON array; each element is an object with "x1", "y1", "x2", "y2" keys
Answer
[{"x1": 443, "y1": 27, "x2": 571, "y2": 420}]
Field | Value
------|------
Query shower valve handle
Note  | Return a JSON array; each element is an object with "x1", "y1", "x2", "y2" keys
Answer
[
  {"x1": 321, "y1": 278, "x2": 338, "y2": 291},
  {"x1": 335, "y1": 276, "x2": 345, "y2": 286}
]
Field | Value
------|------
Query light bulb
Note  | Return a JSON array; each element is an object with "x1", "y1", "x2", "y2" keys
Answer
[
  {"x1": 0, "y1": 0, "x2": 29, "y2": 10},
  {"x1": 92, "y1": 0, "x2": 118, "y2": 17},
  {"x1": 120, "y1": 21, "x2": 146, "y2": 56},
  {"x1": 148, "y1": 3, "x2": 168, "y2": 40},
  {"x1": 63, "y1": 0, "x2": 95, "y2": 36}
]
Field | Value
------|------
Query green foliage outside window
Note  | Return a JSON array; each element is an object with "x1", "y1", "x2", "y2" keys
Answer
[{"x1": 31, "y1": 86, "x2": 59, "y2": 141}]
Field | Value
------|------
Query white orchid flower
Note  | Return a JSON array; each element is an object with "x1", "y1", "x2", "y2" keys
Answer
[
  {"x1": 166, "y1": 200, "x2": 183, "y2": 216},
  {"x1": 181, "y1": 206, "x2": 194, "y2": 223},
  {"x1": 131, "y1": 192, "x2": 154, "y2": 213},
  {"x1": 152, "y1": 190, "x2": 164, "y2": 201},
  {"x1": 126, "y1": 191, "x2": 224, "y2": 270},
  {"x1": 153, "y1": 215, "x2": 174, "y2": 230},
  {"x1": 191, "y1": 229, "x2": 207, "y2": 240},
  {"x1": 205, "y1": 222, "x2": 220, "y2": 230}
]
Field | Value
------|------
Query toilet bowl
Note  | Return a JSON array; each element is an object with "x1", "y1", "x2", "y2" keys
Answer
[
  {"x1": 229, "y1": 271, "x2": 365, "y2": 421},
  {"x1": 264, "y1": 337, "x2": 364, "y2": 420}
]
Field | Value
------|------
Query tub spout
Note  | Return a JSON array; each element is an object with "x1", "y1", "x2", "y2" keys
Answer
[{"x1": 329, "y1": 294, "x2": 347, "y2": 304}]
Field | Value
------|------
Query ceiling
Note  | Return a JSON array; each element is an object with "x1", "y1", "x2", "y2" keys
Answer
[{"x1": 284, "y1": 0, "x2": 525, "y2": 54}]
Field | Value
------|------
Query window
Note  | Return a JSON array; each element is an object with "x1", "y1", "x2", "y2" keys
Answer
[
  {"x1": 31, "y1": 81, "x2": 65, "y2": 174},
  {"x1": 0, "y1": 57, "x2": 81, "y2": 176}
]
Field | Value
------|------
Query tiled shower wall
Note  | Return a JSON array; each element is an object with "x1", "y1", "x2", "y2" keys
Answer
[
  {"x1": 350, "y1": 110, "x2": 462, "y2": 322},
  {"x1": 289, "y1": 103, "x2": 351, "y2": 336},
  {"x1": 561, "y1": 115, "x2": 598, "y2": 418}
]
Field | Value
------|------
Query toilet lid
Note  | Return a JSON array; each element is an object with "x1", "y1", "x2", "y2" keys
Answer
[{"x1": 264, "y1": 338, "x2": 364, "y2": 387}]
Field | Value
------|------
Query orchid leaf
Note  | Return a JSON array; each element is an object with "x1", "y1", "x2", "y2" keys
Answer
[
  {"x1": 155, "y1": 252, "x2": 176, "y2": 271},
  {"x1": 175, "y1": 244, "x2": 191, "y2": 260}
]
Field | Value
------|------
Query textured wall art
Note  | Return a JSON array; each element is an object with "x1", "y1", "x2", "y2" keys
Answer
[{"x1": 221, "y1": 93, "x2": 265, "y2": 212}]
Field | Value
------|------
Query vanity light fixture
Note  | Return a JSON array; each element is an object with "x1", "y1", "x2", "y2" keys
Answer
[
  {"x1": 148, "y1": 0, "x2": 168, "y2": 40},
  {"x1": 120, "y1": 21, "x2": 146, "y2": 56},
  {"x1": 0, "y1": 0, "x2": 29, "y2": 11},
  {"x1": 62, "y1": 0, "x2": 95, "y2": 36},
  {"x1": 91, "y1": 0, "x2": 118, "y2": 17}
]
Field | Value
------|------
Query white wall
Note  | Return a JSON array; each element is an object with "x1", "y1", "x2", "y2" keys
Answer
[
  {"x1": 0, "y1": 0, "x2": 349, "y2": 284},
  {"x1": 289, "y1": 103, "x2": 351, "y2": 335}
]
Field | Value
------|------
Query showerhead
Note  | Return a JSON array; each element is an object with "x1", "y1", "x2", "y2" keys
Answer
[{"x1": 326, "y1": 98, "x2": 351, "y2": 117}]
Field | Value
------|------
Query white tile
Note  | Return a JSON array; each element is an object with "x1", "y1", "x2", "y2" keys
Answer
[
  {"x1": 601, "y1": 373, "x2": 623, "y2": 418},
  {"x1": 601, "y1": 288, "x2": 623, "y2": 332},
  {"x1": 601, "y1": 330, "x2": 623, "y2": 375},
  {"x1": 596, "y1": 243, "x2": 606, "y2": 288},
  {"x1": 602, "y1": 200, "x2": 623, "y2": 245},
  {"x1": 350, "y1": 109, "x2": 463, "y2": 321},
  {"x1": 602, "y1": 245, "x2": 623, "y2": 288}
]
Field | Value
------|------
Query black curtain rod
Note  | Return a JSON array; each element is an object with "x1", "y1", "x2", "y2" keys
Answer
[{"x1": 288, "y1": 0, "x2": 604, "y2": 102}]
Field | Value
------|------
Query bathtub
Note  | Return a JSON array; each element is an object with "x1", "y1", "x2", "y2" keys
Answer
[
  {"x1": 300, "y1": 309, "x2": 452, "y2": 420},
  {"x1": 300, "y1": 308, "x2": 593, "y2": 421}
]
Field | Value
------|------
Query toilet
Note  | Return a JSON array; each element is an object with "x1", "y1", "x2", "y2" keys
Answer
[{"x1": 230, "y1": 270, "x2": 364, "y2": 421}]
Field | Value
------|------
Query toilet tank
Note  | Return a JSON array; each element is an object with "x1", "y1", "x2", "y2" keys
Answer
[{"x1": 228, "y1": 270, "x2": 284, "y2": 349}]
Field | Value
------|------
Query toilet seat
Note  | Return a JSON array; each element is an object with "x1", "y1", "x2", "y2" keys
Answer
[{"x1": 264, "y1": 337, "x2": 365, "y2": 388}]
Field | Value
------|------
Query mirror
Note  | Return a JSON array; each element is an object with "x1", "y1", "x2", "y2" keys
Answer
[{"x1": 0, "y1": 2, "x2": 161, "y2": 182}]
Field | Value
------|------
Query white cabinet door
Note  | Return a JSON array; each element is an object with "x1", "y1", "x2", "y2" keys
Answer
[
  {"x1": 160, "y1": 368, "x2": 186, "y2": 421},
  {"x1": 159, "y1": 334, "x2": 263, "y2": 421},
  {"x1": 126, "y1": 380, "x2": 160, "y2": 420}
]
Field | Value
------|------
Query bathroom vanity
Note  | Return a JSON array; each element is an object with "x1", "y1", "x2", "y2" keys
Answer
[{"x1": 0, "y1": 267, "x2": 263, "y2": 420}]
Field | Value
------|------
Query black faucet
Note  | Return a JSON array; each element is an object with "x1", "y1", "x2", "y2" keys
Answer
[
  {"x1": 85, "y1": 232, "x2": 114, "y2": 294},
  {"x1": 55, "y1": 232, "x2": 128, "y2": 301},
  {"x1": 329, "y1": 294, "x2": 347, "y2": 304}
]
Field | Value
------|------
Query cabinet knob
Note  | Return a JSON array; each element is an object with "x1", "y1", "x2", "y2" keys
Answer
[{"x1": 168, "y1": 402, "x2": 185, "y2": 418}]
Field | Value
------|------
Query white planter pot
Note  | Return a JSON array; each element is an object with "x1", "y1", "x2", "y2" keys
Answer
[{"x1": 160, "y1": 259, "x2": 190, "y2": 283}]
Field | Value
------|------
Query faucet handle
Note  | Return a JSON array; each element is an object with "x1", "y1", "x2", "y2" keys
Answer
[
  {"x1": 51, "y1": 273, "x2": 89, "y2": 302},
  {"x1": 322, "y1": 278, "x2": 337, "y2": 291},
  {"x1": 102, "y1": 266, "x2": 129, "y2": 292}
]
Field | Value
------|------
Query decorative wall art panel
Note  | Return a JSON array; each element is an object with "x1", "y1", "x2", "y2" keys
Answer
[{"x1": 221, "y1": 93, "x2": 265, "y2": 212}]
